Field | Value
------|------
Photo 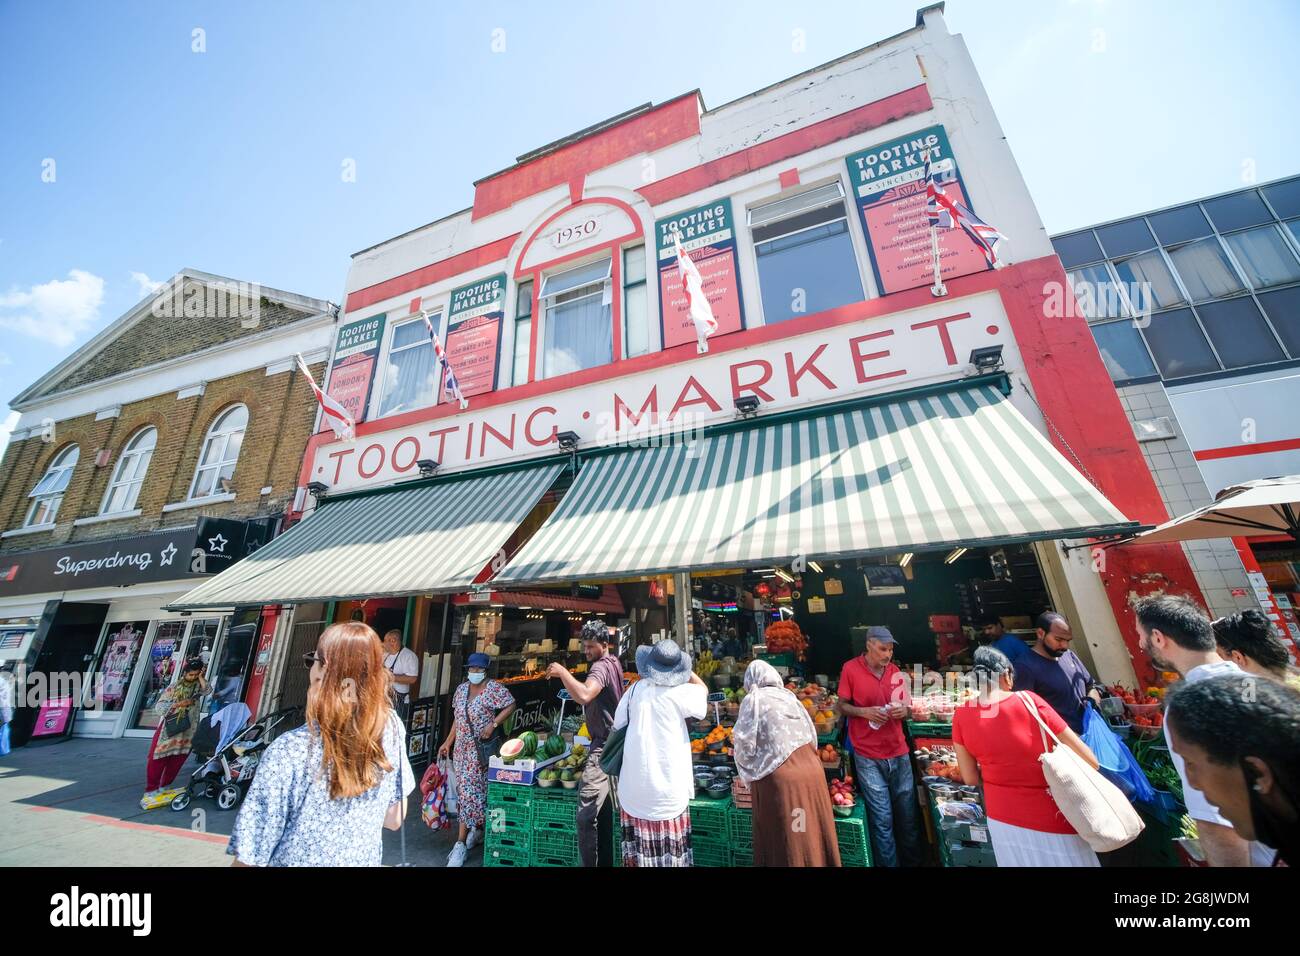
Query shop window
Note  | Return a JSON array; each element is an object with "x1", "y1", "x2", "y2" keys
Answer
[
  {"x1": 1094, "y1": 218, "x2": 1156, "y2": 258},
  {"x1": 1139, "y1": 308, "x2": 1220, "y2": 379},
  {"x1": 1067, "y1": 264, "x2": 1128, "y2": 320},
  {"x1": 101, "y1": 427, "x2": 156, "y2": 515},
  {"x1": 622, "y1": 245, "x2": 649, "y2": 358},
  {"x1": 376, "y1": 315, "x2": 438, "y2": 417},
  {"x1": 1089, "y1": 320, "x2": 1157, "y2": 383},
  {"x1": 1223, "y1": 225, "x2": 1300, "y2": 290},
  {"x1": 1112, "y1": 251, "x2": 1185, "y2": 312},
  {"x1": 512, "y1": 280, "x2": 533, "y2": 387},
  {"x1": 25, "y1": 443, "x2": 79, "y2": 527},
  {"x1": 1147, "y1": 204, "x2": 1213, "y2": 246},
  {"x1": 1195, "y1": 297, "x2": 1285, "y2": 369},
  {"x1": 1257, "y1": 286, "x2": 1300, "y2": 357},
  {"x1": 750, "y1": 183, "x2": 863, "y2": 325},
  {"x1": 1166, "y1": 238, "x2": 1244, "y2": 302},
  {"x1": 540, "y1": 257, "x2": 612, "y2": 379},
  {"x1": 1288, "y1": 220, "x2": 1300, "y2": 251},
  {"x1": 189, "y1": 405, "x2": 247, "y2": 500},
  {"x1": 1203, "y1": 190, "x2": 1273, "y2": 233},
  {"x1": 1051, "y1": 230, "x2": 1105, "y2": 269}
]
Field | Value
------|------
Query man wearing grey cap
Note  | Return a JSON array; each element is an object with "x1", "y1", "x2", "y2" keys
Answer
[{"x1": 836, "y1": 626, "x2": 921, "y2": 866}]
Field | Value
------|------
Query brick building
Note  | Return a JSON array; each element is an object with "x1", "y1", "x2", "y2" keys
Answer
[{"x1": 0, "y1": 270, "x2": 335, "y2": 743}]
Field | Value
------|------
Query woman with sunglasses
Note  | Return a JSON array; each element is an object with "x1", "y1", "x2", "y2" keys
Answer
[{"x1": 227, "y1": 621, "x2": 415, "y2": 866}]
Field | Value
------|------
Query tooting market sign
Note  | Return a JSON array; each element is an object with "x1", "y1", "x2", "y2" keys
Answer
[{"x1": 308, "y1": 292, "x2": 1021, "y2": 492}]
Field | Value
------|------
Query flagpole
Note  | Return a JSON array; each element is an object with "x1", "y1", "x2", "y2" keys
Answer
[{"x1": 929, "y1": 222, "x2": 947, "y2": 297}]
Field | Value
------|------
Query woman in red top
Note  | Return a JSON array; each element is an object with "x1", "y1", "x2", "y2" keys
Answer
[{"x1": 952, "y1": 646, "x2": 1101, "y2": 867}]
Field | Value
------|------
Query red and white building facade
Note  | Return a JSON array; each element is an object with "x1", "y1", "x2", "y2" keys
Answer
[{"x1": 282, "y1": 6, "x2": 1212, "y2": 687}]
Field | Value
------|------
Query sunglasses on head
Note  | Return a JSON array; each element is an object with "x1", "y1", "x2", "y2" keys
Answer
[{"x1": 303, "y1": 651, "x2": 326, "y2": 669}]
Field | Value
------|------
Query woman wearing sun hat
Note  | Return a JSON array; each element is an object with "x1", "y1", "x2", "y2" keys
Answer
[{"x1": 610, "y1": 638, "x2": 708, "y2": 866}]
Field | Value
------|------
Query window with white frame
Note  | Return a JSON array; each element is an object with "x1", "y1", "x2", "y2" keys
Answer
[
  {"x1": 512, "y1": 280, "x2": 533, "y2": 386},
  {"x1": 25, "y1": 444, "x2": 79, "y2": 527},
  {"x1": 540, "y1": 257, "x2": 612, "y2": 379},
  {"x1": 189, "y1": 405, "x2": 247, "y2": 500},
  {"x1": 749, "y1": 182, "x2": 864, "y2": 325},
  {"x1": 622, "y1": 245, "x2": 650, "y2": 358},
  {"x1": 376, "y1": 314, "x2": 439, "y2": 417},
  {"x1": 101, "y1": 427, "x2": 156, "y2": 515}
]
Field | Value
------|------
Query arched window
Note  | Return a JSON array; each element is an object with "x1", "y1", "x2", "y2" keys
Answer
[
  {"x1": 189, "y1": 405, "x2": 247, "y2": 500},
  {"x1": 25, "y1": 444, "x2": 79, "y2": 527},
  {"x1": 101, "y1": 427, "x2": 157, "y2": 515}
]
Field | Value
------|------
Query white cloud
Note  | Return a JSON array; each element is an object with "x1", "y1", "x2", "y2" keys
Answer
[
  {"x1": 0, "y1": 270, "x2": 105, "y2": 348},
  {"x1": 130, "y1": 271, "x2": 164, "y2": 299}
]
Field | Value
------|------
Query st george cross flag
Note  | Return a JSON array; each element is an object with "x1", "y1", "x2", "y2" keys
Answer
[
  {"x1": 421, "y1": 312, "x2": 468, "y2": 409},
  {"x1": 673, "y1": 231, "x2": 719, "y2": 353},
  {"x1": 923, "y1": 151, "x2": 1008, "y2": 268},
  {"x1": 295, "y1": 354, "x2": 355, "y2": 441}
]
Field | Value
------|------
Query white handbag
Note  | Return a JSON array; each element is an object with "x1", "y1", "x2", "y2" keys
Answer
[{"x1": 1018, "y1": 692, "x2": 1144, "y2": 853}]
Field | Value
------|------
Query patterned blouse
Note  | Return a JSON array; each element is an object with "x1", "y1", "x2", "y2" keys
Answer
[{"x1": 227, "y1": 712, "x2": 413, "y2": 867}]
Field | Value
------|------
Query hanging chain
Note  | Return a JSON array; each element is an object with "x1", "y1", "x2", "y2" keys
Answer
[{"x1": 1015, "y1": 376, "x2": 1102, "y2": 490}]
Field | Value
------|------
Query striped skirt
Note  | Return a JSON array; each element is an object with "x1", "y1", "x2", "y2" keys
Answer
[
  {"x1": 619, "y1": 808, "x2": 693, "y2": 867},
  {"x1": 986, "y1": 818, "x2": 1100, "y2": 867}
]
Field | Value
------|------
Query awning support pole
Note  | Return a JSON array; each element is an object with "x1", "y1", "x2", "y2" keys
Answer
[{"x1": 674, "y1": 572, "x2": 691, "y2": 648}]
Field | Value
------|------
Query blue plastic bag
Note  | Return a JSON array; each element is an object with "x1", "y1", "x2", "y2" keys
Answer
[
  {"x1": 1081, "y1": 704, "x2": 1154, "y2": 804},
  {"x1": 0, "y1": 723, "x2": 9, "y2": 757}
]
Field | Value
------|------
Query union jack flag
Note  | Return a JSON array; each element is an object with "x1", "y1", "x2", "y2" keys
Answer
[
  {"x1": 422, "y1": 312, "x2": 468, "y2": 409},
  {"x1": 923, "y1": 151, "x2": 1007, "y2": 267}
]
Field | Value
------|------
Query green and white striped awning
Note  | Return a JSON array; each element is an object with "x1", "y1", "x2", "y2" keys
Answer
[
  {"x1": 492, "y1": 381, "x2": 1134, "y2": 586},
  {"x1": 167, "y1": 462, "x2": 565, "y2": 609}
]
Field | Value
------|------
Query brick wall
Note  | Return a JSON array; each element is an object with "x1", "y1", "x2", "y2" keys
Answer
[{"x1": 0, "y1": 358, "x2": 327, "y2": 551}]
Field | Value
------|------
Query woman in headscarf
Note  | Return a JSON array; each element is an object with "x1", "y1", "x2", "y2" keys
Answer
[
  {"x1": 732, "y1": 660, "x2": 841, "y2": 866},
  {"x1": 142, "y1": 657, "x2": 210, "y2": 807}
]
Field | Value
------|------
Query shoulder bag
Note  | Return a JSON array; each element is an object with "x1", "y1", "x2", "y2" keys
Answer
[
  {"x1": 599, "y1": 681, "x2": 639, "y2": 776},
  {"x1": 462, "y1": 688, "x2": 504, "y2": 770},
  {"x1": 1018, "y1": 692, "x2": 1144, "y2": 852}
]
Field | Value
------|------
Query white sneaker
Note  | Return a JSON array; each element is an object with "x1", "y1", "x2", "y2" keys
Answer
[
  {"x1": 465, "y1": 827, "x2": 480, "y2": 851},
  {"x1": 447, "y1": 842, "x2": 468, "y2": 867}
]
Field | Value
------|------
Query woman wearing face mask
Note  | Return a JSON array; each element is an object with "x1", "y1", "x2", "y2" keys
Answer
[
  {"x1": 951, "y1": 646, "x2": 1101, "y2": 866},
  {"x1": 227, "y1": 622, "x2": 415, "y2": 866},
  {"x1": 142, "y1": 657, "x2": 210, "y2": 808},
  {"x1": 1167, "y1": 673, "x2": 1299, "y2": 867},
  {"x1": 437, "y1": 652, "x2": 515, "y2": 867}
]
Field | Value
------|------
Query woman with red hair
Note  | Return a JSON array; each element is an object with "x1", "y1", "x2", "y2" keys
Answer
[{"x1": 228, "y1": 621, "x2": 414, "y2": 866}]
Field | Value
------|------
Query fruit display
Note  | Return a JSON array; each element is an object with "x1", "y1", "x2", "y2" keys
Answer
[
  {"x1": 499, "y1": 738, "x2": 527, "y2": 763},
  {"x1": 518, "y1": 731, "x2": 539, "y2": 758},
  {"x1": 818, "y1": 743, "x2": 840, "y2": 765},
  {"x1": 694, "y1": 650, "x2": 721, "y2": 679},
  {"x1": 553, "y1": 743, "x2": 587, "y2": 773},
  {"x1": 763, "y1": 620, "x2": 808, "y2": 659},
  {"x1": 828, "y1": 777, "x2": 856, "y2": 816},
  {"x1": 544, "y1": 733, "x2": 567, "y2": 758},
  {"x1": 916, "y1": 745, "x2": 962, "y2": 781}
]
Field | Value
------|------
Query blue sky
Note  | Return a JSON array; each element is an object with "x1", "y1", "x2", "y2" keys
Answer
[{"x1": 2, "y1": 0, "x2": 1298, "y2": 455}]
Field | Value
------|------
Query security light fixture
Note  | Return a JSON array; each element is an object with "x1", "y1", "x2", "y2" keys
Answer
[
  {"x1": 557, "y1": 431, "x2": 580, "y2": 450},
  {"x1": 417, "y1": 459, "x2": 439, "y2": 478},
  {"x1": 969, "y1": 345, "x2": 1004, "y2": 372},
  {"x1": 734, "y1": 395, "x2": 761, "y2": 418},
  {"x1": 306, "y1": 481, "x2": 329, "y2": 498}
]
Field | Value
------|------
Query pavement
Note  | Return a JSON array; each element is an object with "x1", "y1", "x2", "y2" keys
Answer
[{"x1": 0, "y1": 735, "x2": 478, "y2": 867}]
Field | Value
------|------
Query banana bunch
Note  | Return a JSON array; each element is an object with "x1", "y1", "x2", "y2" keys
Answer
[{"x1": 694, "y1": 650, "x2": 719, "y2": 678}]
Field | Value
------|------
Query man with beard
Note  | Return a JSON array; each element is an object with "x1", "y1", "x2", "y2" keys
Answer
[
  {"x1": 1010, "y1": 611, "x2": 1101, "y2": 734},
  {"x1": 1133, "y1": 594, "x2": 1266, "y2": 867},
  {"x1": 1167, "y1": 673, "x2": 1299, "y2": 868},
  {"x1": 549, "y1": 620, "x2": 624, "y2": 866}
]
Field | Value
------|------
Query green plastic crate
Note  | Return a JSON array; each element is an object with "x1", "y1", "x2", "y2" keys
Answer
[
  {"x1": 692, "y1": 840, "x2": 730, "y2": 868},
  {"x1": 905, "y1": 721, "x2": 954, "y2": 739},
  {"x1": 484, "y1": 824, "x2": 530, "y2": 853},
  {"x1": 530, "y1": 828, "x2": 580, "y2": 867},
  {"x1": 484, "y1": 842, "x2": 530, "y2": 867},
  {"x1": 834, "y1": 802, "x2": 871, "y2": 862},
  {"x1": 531, "y1": 787, "x2": 580, "y2": 832},
  {"x1": 689, "y1": 796, "x2": 732, "y2": 842},
  {"x1": 730, "y1": 846, "x2": 753, "y2": 866},
  {"x1": 840, "y1": 846, "x2": 870, "y2": 867},
  {"x1": 727, "y1": 805, "x2": 753, "y2": 849},
  {"x1": 487, "y1": 782, "x2": 534, "y2": 813},
  {"x1": 759, "y1": 652, "x2": 795, "y2": 667}
]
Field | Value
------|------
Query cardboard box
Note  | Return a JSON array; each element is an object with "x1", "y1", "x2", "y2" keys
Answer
[{"x1": 486, "y1": 749, "x2": 567, "y2": 786}]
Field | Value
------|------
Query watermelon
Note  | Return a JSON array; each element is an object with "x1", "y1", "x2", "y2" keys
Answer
[
  {"x1": 499, "y1": 738, "x2": 526, "y2": 764},
  {"x1": 518, "y1": 731, "x2": 538, "y2": 758},
  {"x1": 545, "y1": 734, "x2": 566, "y2": 758}
]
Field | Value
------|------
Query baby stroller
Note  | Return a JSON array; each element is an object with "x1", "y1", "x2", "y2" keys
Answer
[{"x1": 170, "y1": 704, "x2": 303, "y2": 812}]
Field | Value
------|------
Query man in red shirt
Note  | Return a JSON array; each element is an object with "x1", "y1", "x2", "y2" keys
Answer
[{"x1": 836, "y1": 627, "x2": 921, "y2": 866}]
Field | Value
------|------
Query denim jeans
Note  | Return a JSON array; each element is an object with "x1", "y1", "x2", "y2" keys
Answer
[{"x1": 853, "y1": 752, "x2": 922, "y2": 867}]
